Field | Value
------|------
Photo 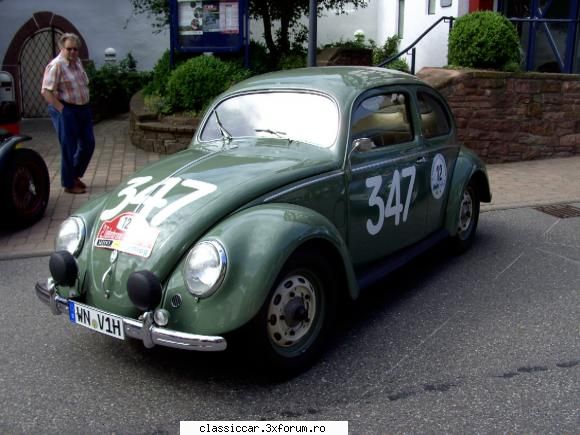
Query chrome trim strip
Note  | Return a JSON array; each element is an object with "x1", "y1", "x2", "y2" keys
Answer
[
  {"x1": 351, "y1": 151, "x2": 425, "y2": 174},
  {"x1": 263, "y1": 171, "x2": 344, "y2": 202},
  {"x1": 34, "y1": 279, "x2": 227, "y2": 352},
  {"x1": 350, "y1": 144, "x2": 458, "y2": 174}
]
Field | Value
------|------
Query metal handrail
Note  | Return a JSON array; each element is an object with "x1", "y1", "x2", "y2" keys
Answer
[{"x1": 376, "y1": 16, "x2": 455, "y2": 74}]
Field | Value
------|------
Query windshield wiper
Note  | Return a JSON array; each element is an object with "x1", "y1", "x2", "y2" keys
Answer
[
  {"x1": 214, "y1": 111, "x2": 232, "y2": 143},
  {"x1": 255, "y1": 128, "x2": 292, "y2": 143}
]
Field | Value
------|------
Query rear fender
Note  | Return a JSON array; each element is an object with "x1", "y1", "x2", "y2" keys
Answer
[
  {"x1": 445, "y1": 148, "x2": 492, "y2": 236},
  {"x1": 163, "y1": 203, "x2": 358, "y2": 335}
]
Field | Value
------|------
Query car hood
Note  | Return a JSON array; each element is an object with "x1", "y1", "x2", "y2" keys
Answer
[{"x1": 84, "y1": 139, "x2": 337, "y2": 309}]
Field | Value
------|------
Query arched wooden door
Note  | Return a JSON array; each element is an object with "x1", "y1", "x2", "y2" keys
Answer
[
  {"x1": 20, "y1": 28, "x2": 62, "y2": 117},
  {"x1": 2, "y1": 11, "x2": 89, "y2": 118}
]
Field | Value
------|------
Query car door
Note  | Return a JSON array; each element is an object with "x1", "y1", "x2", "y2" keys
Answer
[
  {"x1": 414, "y1": 87, "x2": 460, "y2": 235},
  {"x1": 346, "y1": 88, "x2": 431, "y2": 267}
]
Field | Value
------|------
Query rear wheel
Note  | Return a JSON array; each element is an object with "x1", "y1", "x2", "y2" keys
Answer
[
  {"x1": 1, "y1": 148, "x2": 50, "y2": 229},
  {"x1": 248, "y1": 251, "x2": 336, "y2": 374},
  {"x1": 449, "y1": 183, "x2": 480, "y2": 253}
]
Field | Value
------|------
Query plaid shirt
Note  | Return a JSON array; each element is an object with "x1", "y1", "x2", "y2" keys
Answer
[{"x1": 41, "y1": 52, "x2": 90, "y2": 105}]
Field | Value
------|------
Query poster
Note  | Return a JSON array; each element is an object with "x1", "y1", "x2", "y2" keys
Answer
[
  {"x1": 177, "y1": 0, "x2": 239, "y2": 36},
  {"x1": 178, "y1": 0, "x2": 203, "y2": 35}
]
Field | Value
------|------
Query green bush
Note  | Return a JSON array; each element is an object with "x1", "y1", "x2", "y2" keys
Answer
[
  {"x1": 165, "y1": 55, "x2": 250, "y2": 114},
  {"x1": 277, "y1": 50, "x2": 307, "y2": 70},
  {"x1": 322, "y1": 33, "x2": 410, "y2": 73},
  {"x1": 143, "y1": 50, "x2": 188, "y2": 97},
  {"x1": 371, "y1": 35, "x2": 410, "y2": 73},
  {"x1": 87, "y1": 53, "x2": 150, "y2": 120},
  {"x1": 215, "y1": 40, "x2": 276, "y2": 75},
  {"x1": 448, "y1": 11, "x2": 521, "y2": 70}
]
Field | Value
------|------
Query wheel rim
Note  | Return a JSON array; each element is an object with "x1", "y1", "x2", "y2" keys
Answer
[
  {"x1": 267, "y1": 274, "x2": 317, "y2": 349},
  {"x1": 12, "y1": 165, "x2": 41, "y2": 214},
  {"x1": 457, "y1": 189, "x2": 473, "y2": 238}
]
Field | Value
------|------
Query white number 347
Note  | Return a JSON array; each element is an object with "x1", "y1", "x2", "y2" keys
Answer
[
  {"x1": 100, "y1": 176, "x2": 217, "y2": 227},
  {"x1": 366, "y1": 166, "x2": 416, "y2": 235}
]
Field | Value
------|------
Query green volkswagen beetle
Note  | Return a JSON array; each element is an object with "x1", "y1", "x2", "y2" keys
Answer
[{"x1": 35, "y1": 66, "x2": 491, "y2": 372}]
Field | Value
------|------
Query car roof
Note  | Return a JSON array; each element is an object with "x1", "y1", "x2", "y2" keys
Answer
[{"x1": 225, "y1": 66, "x2": 426, "y2": 103}]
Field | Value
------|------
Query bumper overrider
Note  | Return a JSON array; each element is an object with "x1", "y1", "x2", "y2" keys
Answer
[{"x1": 34, "y1": 277, "x2": 227, "y2": 352}]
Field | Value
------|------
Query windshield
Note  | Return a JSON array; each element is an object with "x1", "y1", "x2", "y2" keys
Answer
[{"x1": 199, "y1": 92, "x2": 339, "y2": 148}]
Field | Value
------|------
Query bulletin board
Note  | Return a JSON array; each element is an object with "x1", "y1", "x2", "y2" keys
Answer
[{"x1": 170, "y1": 0, "x2": 248, "y2": 53}]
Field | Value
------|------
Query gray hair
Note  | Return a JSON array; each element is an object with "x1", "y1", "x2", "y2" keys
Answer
[{"x1": 59, "y1": 33, "x2": 82, "y2": 49}]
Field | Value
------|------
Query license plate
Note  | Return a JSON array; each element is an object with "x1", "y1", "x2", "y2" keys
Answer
[{"x1": 68, "y1": 301, "x2": 125, "y2": 340}]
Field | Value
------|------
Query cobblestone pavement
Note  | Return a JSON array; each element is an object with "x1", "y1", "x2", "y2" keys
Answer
[{"x1": 1, "y1": 115, "x2": 579, "y2": 259}]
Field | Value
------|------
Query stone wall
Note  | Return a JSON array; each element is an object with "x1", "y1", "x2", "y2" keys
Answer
[
  {"x1": 418, "y1": 68, "x2": 580, "y2": 163},
  {"x1": 129, "y1": 68, "x2": 580, "y2": 162},
  {"x1": 129, "y1": 91, "x2": 197, "y2": 154}
]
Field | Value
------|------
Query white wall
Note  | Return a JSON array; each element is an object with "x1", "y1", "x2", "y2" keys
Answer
[
  {"x1": 398, "y1": 0, "x2": 466, "y2": 71},
  {"x1": 1, "y1": 0, "x2": 472, "y2": 72},
  {"x1": 0, "y1": 0, "x2": 169, "y2": 70}
]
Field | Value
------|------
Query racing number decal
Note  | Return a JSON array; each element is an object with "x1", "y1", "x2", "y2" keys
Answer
[
  {"x1": 366, "y1": 166, "x2": 416, "y2": 235},
  {"x1": 430, "y1": 153, "x2": 447, "y2": 199},
  {"x1": 100, "y1": 176, "x2": 217, "y2": 226}
]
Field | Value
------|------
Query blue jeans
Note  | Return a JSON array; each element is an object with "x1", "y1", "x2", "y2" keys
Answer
[{"x1": 48, "y1": 103, "x2": 95, "y2": 188}]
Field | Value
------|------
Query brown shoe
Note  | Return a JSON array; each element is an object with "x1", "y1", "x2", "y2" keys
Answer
[
  {"x1": 75, "y1": 178, "x2": 87, "y2": 189},
  {"x1": 65, "y1": 185, "x2": 86, "y2": 194}
]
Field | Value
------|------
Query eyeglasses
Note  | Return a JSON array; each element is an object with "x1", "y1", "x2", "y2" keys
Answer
[{"x1": 65, "y1": 47, "x2": 78, "y2": 52}]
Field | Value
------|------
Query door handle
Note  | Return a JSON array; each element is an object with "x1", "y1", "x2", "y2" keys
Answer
[{"x1": 416, "y1": 156, "x2": 427, "y2": 164}]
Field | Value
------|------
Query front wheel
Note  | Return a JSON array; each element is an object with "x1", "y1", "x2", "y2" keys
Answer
[
  {"x1": 0, "y1": 148, "x2": 50, "y2": 229},
  {"x1": 449, "y1": 183, "x2": 480, "y2": 253},
  {"x1": 248, "y1": 251, "x2": 336, "y2": 374}
]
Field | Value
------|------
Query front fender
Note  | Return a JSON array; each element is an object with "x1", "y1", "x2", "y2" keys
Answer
[
  {"x1": 163, "y1": 203, "x2": 358, "y2": 336},
  {"x1": 0, "y1": 134, "x2": 31, "y2": 174},
  {"x1": 445, "y1": 147, "x2": 492, "y2": 236}
]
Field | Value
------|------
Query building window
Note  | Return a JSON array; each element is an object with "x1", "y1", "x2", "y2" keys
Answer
[
  {"x1": 428, "y1": 0, "x2": 436, "y2": 14},
  {"x1": 398, "y1": 0, "x2": 405, "y2": 36}
]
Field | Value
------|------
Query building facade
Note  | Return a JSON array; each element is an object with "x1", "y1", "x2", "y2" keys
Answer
[{"x1": 2, "y1": 0, "x2": 579, "y2": 118}]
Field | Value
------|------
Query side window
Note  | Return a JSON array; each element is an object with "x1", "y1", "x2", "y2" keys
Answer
[
  {"x1": 417, "y1": 92, "x2": 451, "y2": 139},
  {"x1": 351, "y1": 92, "x2": 413, "y2": 147}
]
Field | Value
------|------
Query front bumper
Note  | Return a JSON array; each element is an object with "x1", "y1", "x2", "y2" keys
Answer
[{"x1": 35, "y1": 278, "x2": 227, "y2": 352}]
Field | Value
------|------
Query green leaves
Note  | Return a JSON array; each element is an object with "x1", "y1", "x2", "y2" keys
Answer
[{"x1": 165, "y1": 56, "x2": 250, "y2": 114}]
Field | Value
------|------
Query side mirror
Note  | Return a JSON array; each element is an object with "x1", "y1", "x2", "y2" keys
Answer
[
  {"x1": 346, "y1": 138, "x2": 376, "y2": 174},
  {"x1": 352, "y1": 138, "x2": 376, "y2": 153}
]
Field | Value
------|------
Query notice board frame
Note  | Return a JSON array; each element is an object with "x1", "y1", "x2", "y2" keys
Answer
[{"x1": 169, "y1": 0, "x2": 249, "y2": 63}]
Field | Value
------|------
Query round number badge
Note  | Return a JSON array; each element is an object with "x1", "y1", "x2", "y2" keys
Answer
[{"x1": 431, "y1": 154, "x2": 447, "y2": 199}]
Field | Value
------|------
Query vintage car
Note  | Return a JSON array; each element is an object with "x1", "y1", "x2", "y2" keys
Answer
[{"x1": 35, "y1": 66, "x2": 491, "y2": 372}]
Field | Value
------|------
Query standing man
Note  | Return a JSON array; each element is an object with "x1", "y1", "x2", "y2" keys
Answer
[{"x1": 41, "y1": 33, "x2": 94, "y2": 194}]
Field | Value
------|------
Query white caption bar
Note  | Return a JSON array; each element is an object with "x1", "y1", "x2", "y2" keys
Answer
[{"x1": 180, "y1": 421, "x2": 348, "y2": 434}]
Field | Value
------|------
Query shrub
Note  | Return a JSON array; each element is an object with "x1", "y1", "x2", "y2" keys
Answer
[
  {"x1": 371, "y1": 35, "x2": 410, "y2": 73},
  {"x1": 448, "y1": 11, "x2": 521, "y2": 70},
  {"x1": 323, "y1": 33, "x2": 410, "y2": 73},
  {"x1": 277, "y1": 50, "x2": 307, "y2": 70},
  {"x1": 165, "y1": 55, "x2": 250, "y2": 114},
  {"x1": 143, "y1": 50, "x2": 188, "y2": 97},
  {"x1": 216, "y1": 40, "x2": 276, "y2": 75},
  {"x1": 87, "y1": 53, "x2": 150, "y2": 120}
]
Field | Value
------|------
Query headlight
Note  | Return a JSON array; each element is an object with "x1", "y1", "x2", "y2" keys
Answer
[
  {"x1": 55, "y1": 217, "x2": 85, "y2": 256},
  {"x1": 183, "y1": 240, "x2": 227, "y2": 298}
]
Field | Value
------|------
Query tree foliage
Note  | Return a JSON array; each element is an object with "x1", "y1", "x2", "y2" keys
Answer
[
  {"x1": 129, "y1": 0, "x2": 369, "y2": 59},
  {"x1": 249, "y1": 0, "x2": 368, "y2": 58}
]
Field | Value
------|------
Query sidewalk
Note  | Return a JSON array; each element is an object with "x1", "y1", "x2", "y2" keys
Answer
[{"x1": 1, "y1": 116, "x2": 580, "y2": 260}]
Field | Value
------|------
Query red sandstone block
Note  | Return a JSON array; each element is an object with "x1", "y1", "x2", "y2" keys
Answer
[
  {"x1": 562, "y1": 81, "x2": 580, "y2": 92},
  {"x1": 560, "y1": 134, "x2": 580, "y2": 146}
]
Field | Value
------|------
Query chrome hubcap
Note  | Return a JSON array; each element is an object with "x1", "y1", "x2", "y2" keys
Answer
[
  {"x1": 267, "y1": 274, "x2": 316, "y2": 348},
  {"x1": 458, "y1": 190, "x2": 473, "y2": 234}
]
